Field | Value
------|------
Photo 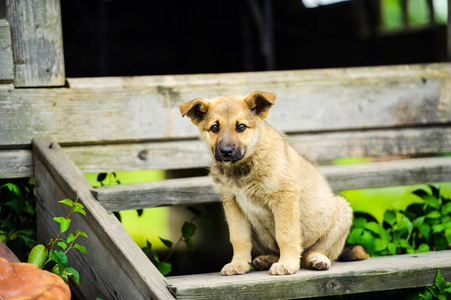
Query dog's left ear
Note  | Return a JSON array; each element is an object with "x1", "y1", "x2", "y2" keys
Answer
[
  {"x1": 179, "y1": 98, "x2": 210, "y2": 125},
  {"x1": 244, "y1": 91, "x2": 276, "y2": 119}
]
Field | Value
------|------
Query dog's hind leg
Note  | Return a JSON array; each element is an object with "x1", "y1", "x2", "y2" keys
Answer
[
  {"x1": 301, "y1": 196, "x2": 353, "y2": 270},
  {"x1": 252, "y1": 255, "x2": 279, "y2": 270}
]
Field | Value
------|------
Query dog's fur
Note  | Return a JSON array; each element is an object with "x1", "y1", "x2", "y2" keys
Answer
[{"x1": 180, "y1": 91, "x2": 367, "y2": 276}]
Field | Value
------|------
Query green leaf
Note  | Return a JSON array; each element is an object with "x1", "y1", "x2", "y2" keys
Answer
[
  {"x1": 374, "y1": 238, "x2": 388, "y2": 252},
  {"x1": 347, "y1": 228, "x2": 364, "y2": 245},
  {"x1": 412, "y1": 216, "x2": 425, "y2": 228},
  {"x1": 387, "y1": 242, "x2": 397, "y2": 255},
  {"x1": 413, "y1": 189, "x2": 430, "y2": 200},
  {"x1": 445, "y1": 228, "x2": 451, "y2": 244},
  {"x1": 432, "y1": 224, "x2": 445, "y2": 233},
  {"x1": 363, "y1": 222, "x2": 382, "y2": 235},
  {"x1": 419, "y1": 223, "x2": 431, "y2": 240},
  {"x1": 66, "y1": 233, "x2": 75, "y2": 243},
  {"x1": 28, "y1": 244, "x2": 49, "y2": 268},
  {"x1": 159, "y1": 237, "x2": 173, "y2": 249},
  {"x1": 426, "y1": 211, "x2": 441, "y2": 219},
  {"x1": 182, "y1": 222, "x2": 196, "y2": 239},
  {"x1": 76, "y1": 229, "x2": 88, "y2": 238},
  {"x1": 442, "y1": 202, "x2": 451, "y2": 215},
  {"x1": 384, "y1": 210, "x2": 397, "y2": 226},
  {"x1": 74, "y1": 244, "x2": 87, "y2": 254},
  {"x1": 437, "y1": 294, "x2": 447, "y2": 300},
  {"x1": 97, "y1": 173, "x2": 107, "y2": 182},
  {"x1": 57, "y1": 242, "x2": 68, "y2": 250},
  {"x1": 74, "y1": 206, "x2": 86, "y2": 216},
  {"x1": 156, "y1": 261, "x2": 172, "y2": 276},
  {"x1": 50, "y1": 250, "x2": 68, "y2": 269},
  {"x1": 353, "y1": 217, "x2": 367, "y2": 228},
  {"x1": 53, "y1": 217, "x2": 71, "y2": 233},
  {"x1": 185, "y1": 237, "x2": 194, "y2": 252},
  {"x1": 65, "y1": 267, "x2": 80, "y2": 285},
  {"x1": 0, "y1": 183, "x2": 21, "y2": 196},
  {"x1": 423, "y1": 195, "x2": 440, "y2": 209},
  {"x1": 417, "y1": 243, "x2": 430, "y2": 253},
  {"x1": 58, "y1": 199, "x2": 75, "y2": 207},
  {"x1": 436, "y1": 269, "x2": 446, "y2": 291}
]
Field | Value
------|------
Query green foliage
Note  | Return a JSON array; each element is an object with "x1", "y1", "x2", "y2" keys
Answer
[
  {"x1": 347, "y1": 185, "x2": 451, "y2": 257},
  {"x1": 28, "y1": 198, "x2": 88, "y2": 285},
  {"x1": 413, "y1": 270, "x2": 451, "y2": 300},
  {"x1": 0, "y1": 179, "x2": 37, "y2": 261},
  {"x1": 142, "y1": 206, "x2": 211, "y2": 276}
]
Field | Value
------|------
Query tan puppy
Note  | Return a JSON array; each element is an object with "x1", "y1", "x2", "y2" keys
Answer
[{"x1": 180, "y1": 91, "x2": 367, "y2": 276}]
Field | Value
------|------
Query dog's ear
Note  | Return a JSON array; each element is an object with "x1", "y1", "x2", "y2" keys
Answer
[
  {"x1": 179, "y1": 98, "x2": 210, "y2": 125},
  {"x1": 244, "y1": 91, "x2": 276, "y2": 119}
]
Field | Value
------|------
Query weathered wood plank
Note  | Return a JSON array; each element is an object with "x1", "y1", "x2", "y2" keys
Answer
[
  {"x1": 4, "y1": 126, "x2": 449, "y2": 178},
  {"x1": 33, "y1": 136, "x2": 175, "y2": 300},
  {"x1": 0, "y1": 19, "x2": 14, "y2": 81},
  {"x1": 0, "y1": 63, "x2": 450, "y2": 147},
  {"x1": 167, "y1": 250, "x2": 451, "y2": 299},
  {"x1": 92, "y1": 156, "x2": 451, "y2": 211},
  {"x1": 6, "y1": 0, "x2": 65, "y2": 87}
]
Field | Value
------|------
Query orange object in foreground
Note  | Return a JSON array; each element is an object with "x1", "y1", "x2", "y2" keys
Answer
[{"x1": 0, "y1": 258, "x2": 71, "y2": 300}]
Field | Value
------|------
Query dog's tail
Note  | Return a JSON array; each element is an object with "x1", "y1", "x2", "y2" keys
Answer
[{"x1": 337, "y1": 244, "x2": 369, "y2": 261}]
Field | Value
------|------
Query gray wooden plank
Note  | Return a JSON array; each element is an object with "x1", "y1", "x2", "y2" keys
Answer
[
  {"x1": 92, "y1": 156, "x2": 451, "y2": 212},
  {"x1": 0, "y1": 19, "x2": 14, "y2": 81},
  {"x1": 0, "y1": 63, "x2": 450, "y2": 147},
  {"x1": 5, "y1": 126, "x2": 449, "y2": 179},
  {"x1": 6, "y1": 0, "x2": 65, "y2": 87},
  {"x1": 167, "y1": 250, "x2": 451, "y2": 299},
  {"x1": 33, "y1": 136, "x2": 175, "y2": 300}
]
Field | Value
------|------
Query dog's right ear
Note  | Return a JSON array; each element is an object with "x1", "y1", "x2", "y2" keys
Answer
[{"x1": 179, "y1": 98, "x2": 210, "y2": 125}]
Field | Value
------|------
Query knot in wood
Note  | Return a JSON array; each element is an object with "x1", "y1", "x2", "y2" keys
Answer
[{"x1": 138, "y1": 150, "x2": 148, "y2": 160}]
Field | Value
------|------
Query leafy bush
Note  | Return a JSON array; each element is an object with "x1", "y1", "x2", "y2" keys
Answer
[
  {"x1": 0, "y1": 179, "x2": 37, "y2": 261},
  {"x1": 347, "y1": 185, "x2": 451, "y2": 257}
]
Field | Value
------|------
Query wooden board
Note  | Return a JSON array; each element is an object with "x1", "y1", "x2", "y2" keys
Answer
[
  {"x1": 4, "y1": 126, "x2": 449, "y2": 179},
  {"x1": 0, "y1": 63, "x2": 450, "y2": 147},
  {"x1": 92, "y1": 156, "x2": 451, "y2": 212},
  {"x1": 6, "y1": 0, "x2": 65, "y2": 87},
  {"x1": 33, "y1": 136, "x2": 175, "y2": 300},
  {"x1": 167, "y1": 250, "x2": 451, "y2": 299},
  {"x1": 0, "y1": 19, "x2": 13, "y2": 81}
]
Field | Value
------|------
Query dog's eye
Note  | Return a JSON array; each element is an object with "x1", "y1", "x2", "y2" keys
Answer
[
  {"x1": 210, "y1": 124, "x2": 220, "y2": 133},
  {"x1": 236, "y1": 124, "x2": 247, "y2": 132}
]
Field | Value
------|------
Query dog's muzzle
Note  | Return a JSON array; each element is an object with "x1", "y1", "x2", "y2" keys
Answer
[{"x1": 214, "y1": 145, "x2": 244, "y2": 164}]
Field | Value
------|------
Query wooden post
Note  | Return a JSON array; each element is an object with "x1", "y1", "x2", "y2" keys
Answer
[
  {"x1": 33, "y1": 137, "x2": 175, "y2": 299},
  {"x1": 6, "y1": 0, "x2": 65, "y2": 87},
  {"x1": 0, "y1": 19, "x2": 14, "y2": 82}
]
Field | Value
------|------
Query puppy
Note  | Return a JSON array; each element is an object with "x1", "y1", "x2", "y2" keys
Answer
[{"x1": 180, "y1": 91, "x2": 367, "y2": 275}]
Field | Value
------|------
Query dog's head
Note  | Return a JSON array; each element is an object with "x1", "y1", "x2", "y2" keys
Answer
[{"x1": 180, "y1": 91, "x2": 276, "y2": 164}]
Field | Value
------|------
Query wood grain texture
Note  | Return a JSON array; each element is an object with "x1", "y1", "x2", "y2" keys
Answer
[
  {"x1": 6, "y1": 0, "x2": 65, "y2": 87},
  {"x1": 0, "y1": 63, "x2": 450, "y2": 147},
  {"x1": 33, "y1": 137, "x2": 175, "y2": 300},
  {"x1": 4, "y1": 126, "x2": 449, "y2": 178},
  {"x1": 0, "y1": 19, "x2": 14, "y2": 81},
  {"x1": 167, "y1": 250, "x2": 451, "y2": 299},
  {"x1": 92, "y1": 156, "x2": 451, "y2": 212}
]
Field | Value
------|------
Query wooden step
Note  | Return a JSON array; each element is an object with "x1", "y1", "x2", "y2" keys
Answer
[
  {"x1": 92, "y1": 156, "x2": 451, "y2": 212},
  {"x1": 167, "y1": 250, "x2": 451, "y2": 299}
]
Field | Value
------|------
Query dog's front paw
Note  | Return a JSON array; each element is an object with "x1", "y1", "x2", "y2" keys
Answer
[
  {"x1": 220, "y1": 261, "x2": 250, "y2": 276},
  {"x1": 268, "y1": 260, "x2": 300, "y2": 275}
]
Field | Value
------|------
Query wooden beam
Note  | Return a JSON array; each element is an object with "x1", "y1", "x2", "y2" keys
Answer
[
  {"x1": 33, "y1": 136, "x2": 174, "y2": 300},
  {"x1": 6, "y1": 0, "x2": 65, "y2": 87},
  {"x1": 92, "y1": 156, "x2": 451, "y2": 212},
  {"x1": 0, "y1": 63, "x2": 450, "y2": 147},
  {"x1": 4, "y1": 126, "x2": 449, "y2": 179},
  {"x1": 0, "y1": 19, "x2": 14, "y2": 82},
  {"x1": 167, "y1": 250, "x2": 451, "y2": 299}
]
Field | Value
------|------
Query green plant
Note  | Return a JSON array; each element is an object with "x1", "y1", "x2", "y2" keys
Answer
[
  {"x1": 28, "y1": 198, "x2": 88, "y2": 285},
  {"x1": 0, "y1": 179, "x2": 37, "y2": 261},
  {"x1": 347, "y1": 185, "x2": 451, "y2": 257},
  {"x1": 142, "y1": 206, "x2": 210, "y2": 276},
  {"x1": 414, "y1": 269, "x2": 451, "y2": 300}
]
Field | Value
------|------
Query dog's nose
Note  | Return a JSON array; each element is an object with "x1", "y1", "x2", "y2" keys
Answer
[{"x1": 220, "y1": 146, "x2": 234, "y2": 158}]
